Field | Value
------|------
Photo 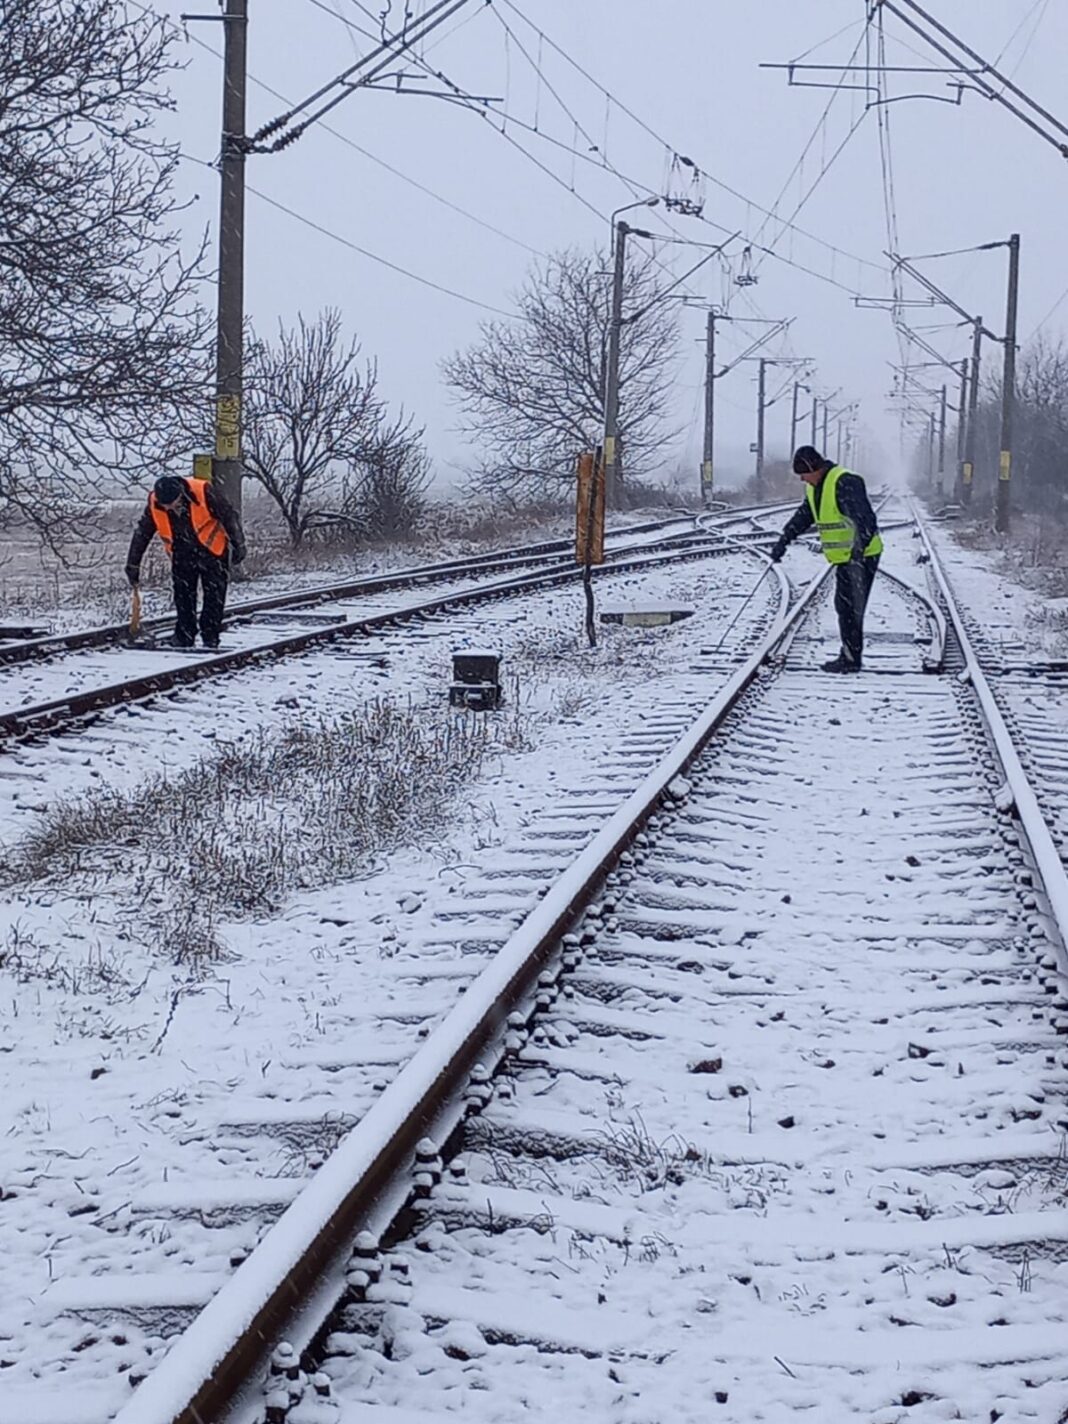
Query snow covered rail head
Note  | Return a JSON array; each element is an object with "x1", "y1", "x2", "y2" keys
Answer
[
  {"x1": 913, "y1": 500, "x2": 1068, "y2": 980},
  {"x1": 111, "y1": 558, "x2": 819, "y2": 1424}
]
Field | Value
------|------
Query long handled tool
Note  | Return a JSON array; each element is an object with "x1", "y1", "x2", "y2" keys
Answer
[
  {"x1": 712, "y1": 562, "x2": 773, "y2": 653},
  {"x1": 128, "y1": 584, "x2": 143, "y2": 642}
]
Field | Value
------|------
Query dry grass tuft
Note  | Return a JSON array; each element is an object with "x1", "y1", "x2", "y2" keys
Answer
[{"x1": 6, "y1": 697, "x2": 532, "y2": 967}]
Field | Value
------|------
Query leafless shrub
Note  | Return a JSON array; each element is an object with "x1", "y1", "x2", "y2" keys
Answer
[
  {"x1": 0, "y1": 922, "x2": 129, "y2": 995},
  {"x1": 243, "y1": 311, "x2": 430, "y2": 547}
]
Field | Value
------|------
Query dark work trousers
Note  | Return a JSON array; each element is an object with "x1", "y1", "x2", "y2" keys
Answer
[
  {"x1": 834, "y1": 554, "x2": 880, "y2": 667},
  {"x1": 172, "y1": 549, "x2": 229, "y2": 646}
]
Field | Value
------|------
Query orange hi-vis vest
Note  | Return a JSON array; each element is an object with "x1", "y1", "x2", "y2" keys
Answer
[{"x1": 149, "y1": 478, "x2": 228, "y2": 558}]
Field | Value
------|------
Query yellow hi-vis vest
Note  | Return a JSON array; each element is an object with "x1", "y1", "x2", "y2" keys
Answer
[{"x1": 805, "y1": 465, "x2": 883, "y2": 564}]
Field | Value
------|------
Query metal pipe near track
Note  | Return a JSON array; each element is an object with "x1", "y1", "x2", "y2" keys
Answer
[
  {"x1": 113, "y1": 551, "x2": 812, "y2": 1424},
  {"x1": 914, "y1": 503, "x2": 1068, "y2": 977}
]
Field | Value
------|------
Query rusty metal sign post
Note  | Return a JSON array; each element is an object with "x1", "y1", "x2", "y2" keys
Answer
[{"x1": 576, "y1": 449, "x2": 606, "y2": 647}]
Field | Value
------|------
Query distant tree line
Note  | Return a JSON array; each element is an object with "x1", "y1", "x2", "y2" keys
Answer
[{"x1": 914, "y1": 335, "x2": 1068, "y2": 521}]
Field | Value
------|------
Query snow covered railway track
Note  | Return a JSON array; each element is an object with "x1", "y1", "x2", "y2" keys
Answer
[
  {"x1": 0, "y1": 516, "x2": 705, "y2": 669},
  {"x1": 0, "y1": 502, "x2": 792, "y2": 674},
  {"x1": 0, "y1": 552, "x2": 792, "y2": 1420},
  {"x1": 28, "y1": 506, "x2": 1068, "y2": 1424},
  {"x1": 0, "y1": 530, "x2": 764, "y2": 753}
]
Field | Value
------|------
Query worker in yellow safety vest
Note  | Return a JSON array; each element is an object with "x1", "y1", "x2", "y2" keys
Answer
[
  {"x1": 126, "y1": 476, "x2": 246, "y2": 649},
  {"x1": 770, "y1": 446, "x2": 883, "y2": 673}
]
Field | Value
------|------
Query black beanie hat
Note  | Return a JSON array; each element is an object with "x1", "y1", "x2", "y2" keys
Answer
[
  {"x1": 153, "y1": 475, "x2": 186, "y2": 504},
  {"x1": 792, "y1": 446, "x2": 824, "y2": 475}
]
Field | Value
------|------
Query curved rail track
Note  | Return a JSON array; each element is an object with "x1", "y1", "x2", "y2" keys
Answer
[{"x1": 7, "y1": 497, "x2": 1068, "y2": 1424}]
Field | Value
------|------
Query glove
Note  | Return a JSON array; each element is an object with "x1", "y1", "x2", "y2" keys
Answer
[
  {"x1": 125, "y1": 564, "x2": 140, "y2": 587},
  {"x1": 769, "y1": 539, "x2": 787, "y2": 564},
  {"x1": 231, "y1": 546, "x2": 246, "y2": 567}
]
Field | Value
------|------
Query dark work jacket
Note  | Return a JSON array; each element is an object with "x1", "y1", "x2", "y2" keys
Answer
[
  {"x1": 781, "y1": 466, "x2": 878, "y2": 556},
  {"x1": 126, "y1": 484, "x2": 245, "y2": 574}
]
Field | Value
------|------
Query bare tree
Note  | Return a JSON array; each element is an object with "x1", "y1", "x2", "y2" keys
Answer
[
  {"x1": 443, "y1": 247, "x2": 680, "y2": 501},
  {"x1": 0, "y1": 0, "x2": 211, "y2": 536},
  {"x1": 244, "y1": 310, "x2": 430, "y2": 545},
  {"x1": 340, "y1": 420, "x2": 431, "y2": 542},
  {"x1": 944, "y1": 335, "x2": 1068, "y2": 520}
]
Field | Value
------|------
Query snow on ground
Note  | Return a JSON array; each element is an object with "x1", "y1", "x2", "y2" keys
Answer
[
  {"x1": 0, "y1": 546, "x2": 776, "y2": 1414},
  {"x1": 930, "y1": 514, "x2": 1068, "y2": 851},
  {"x1": 320, "y1": 529, "x2": 1068, "y2": 1423},
  {"x1": 2, "y1": 506, "x2": 1066, "y2": 1421},
  {"x1": 927, "y1": 517, "x2": 1068, "y2": 664}
]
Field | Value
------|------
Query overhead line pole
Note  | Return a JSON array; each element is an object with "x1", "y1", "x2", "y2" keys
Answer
[
  {"x1": 937, "y1": 383, "x2": 947, "y2": 497},
  {"x1": 603, "y1": 221, "x2": 628, "y2": 510},
  {"x1": 963, "y1": 316, "x2": 982, "y2": 506},
  {"x1": 997, "y1": 233, "x2": 1021, "y2": 533},
  {"x1": 702, "y1": 309, "x2": 716, "y2": 504},
  {"x1": 955, "y1": 358, "x2": 968, "y2": 501},
  {"x1": 755, "y1": 358, "x2": 767, "y2": 496},
  {"x1": 212, "y1": 0, "x2": 249, "y2": 516}
]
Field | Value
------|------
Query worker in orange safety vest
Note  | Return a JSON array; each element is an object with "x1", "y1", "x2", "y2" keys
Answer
[{"x1": 125, "y1": 476, "x2": 246, "y2": 649}]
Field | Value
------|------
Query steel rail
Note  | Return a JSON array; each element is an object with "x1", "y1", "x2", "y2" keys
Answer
[
  {"x1": 112, "y1": 550, "x2": 827, "y2": 1424},
  {"x1": 113, "y1": 511, "x2": 955, "y2": 1424},
  {"x1": 0, "y1": 517, "x2": 689, "y2": 667},
  {"x1": 877, "y1": 565, "x2": 948, "y2": 669},
  {"x1": 914, "y1": 504, "x2": 1068, "y2": 976},
  {"x1": 0, "y1": 534, "x2": 758, "y2": 744},
  {"x1": 0, "y1": 502, "x2": 793, "y2": 669}
]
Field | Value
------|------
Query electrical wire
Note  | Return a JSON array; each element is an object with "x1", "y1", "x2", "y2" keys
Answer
[
  {"x1": 1026, "y1": 281, "x2": 1068, "y2": 342},
  {"x1": 136, "y1": 0, "x2": 544, "y2": 257},
  {"x1": 750, "y1": 19, "x2": 871, "y2": 255},
  {"x1": 180, "y1": 150, "x2": 521, "y2": 318},
  {"x1": 336, "y1": 0, "x2": 879, "y2": 312},
  {"x1": 992, "y1": 0, "x2": 1050, "y2": 73},
  {"x1": 493, "y1": 0, "x2": 886, "y2": 278}
]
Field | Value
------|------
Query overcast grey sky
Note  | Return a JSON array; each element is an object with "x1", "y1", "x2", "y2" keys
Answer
[{"x1": 153, "y1": 0, "x2": 1068, "y2": 489}]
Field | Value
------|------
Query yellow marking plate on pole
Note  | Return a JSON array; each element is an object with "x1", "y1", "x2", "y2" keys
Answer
[{"x1": 216, "y1": 394, "x2": 241, "y2": 459}]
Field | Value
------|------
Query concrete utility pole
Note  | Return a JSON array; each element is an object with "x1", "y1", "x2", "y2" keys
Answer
[
  {"x1": 963, "y1": 316, "x2": 982, "y2": 506},
  {"x1": 701, "y1": 309, "x2": 716, "y2": 503},
  {"x1": 755, "y1": 358, "x2": 767, "y2": 494},
  {"x1": 213, "y1": 0, "x2": 249, "y2": 516},
  {"x1": 997, "y1": 232, "x2": 1020, "y2": 534},
  {"x1": 810, "y1": 395, "x2": 818, "y2": 446},
  {"x1": 789, "y1": 381, "x2": 805, "y2": 458},
  {"x1": 937, "y1": 383, "x2": 947, "y2": 496},
  {"x1": 956, "y1": 358, "x2": 969, "y2": 499},
  {"x1": 821, "y1": 404, "x2": 829, "y2": 451},
  {"x1": 602, "y1": 221, "x2": 629, "y2": 510}
]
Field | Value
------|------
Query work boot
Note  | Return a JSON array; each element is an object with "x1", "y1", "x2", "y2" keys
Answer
[
  {"x1": 165, "y1": 633, "x2": 194, "y2": 649},
  {"x1": 201, "y1": 636, "x2": 220, "y2": 651},
  {"x1": 820, "y1": 654, "x2": 861, "y2": 673}
]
